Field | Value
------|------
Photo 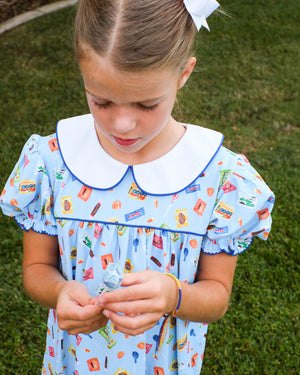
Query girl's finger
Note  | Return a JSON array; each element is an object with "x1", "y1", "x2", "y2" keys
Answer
[
  {"x1": 104, "y1": 310, "x2": 159, "y2": 336},
  {"x1": 120, "y1": 271, "x2": 145, "y2": 286},
  {"x1": 96, "y1": 286, "x2": 145, "y2": 306},
  {"x1": 97, "y1": 277, "x2": 163, "y2": 305},
  {"x1": 61, "y1": 313, "x2": 108, "y2": 335},
  {"x1": 57, "y1": 304, "x2": 104, "y2": 331},
  {"x1": 120, "y1": 270, "x2": 163, "y2": 287},
  {"x1": 58, "y1": 302, "x2": 102, "y2": 321},
  {"x1": 101, "y1": 298, "x2": 165, "y2": 316}
]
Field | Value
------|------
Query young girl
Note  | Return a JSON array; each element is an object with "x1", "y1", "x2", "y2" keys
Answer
[{"x1": 0, "y1": 0, "x2": 275, "y2": 374}]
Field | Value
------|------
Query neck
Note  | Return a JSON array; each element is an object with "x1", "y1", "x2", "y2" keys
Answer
[{"x1": 96, "y1": 117, "x2": 186, "y2": 165}]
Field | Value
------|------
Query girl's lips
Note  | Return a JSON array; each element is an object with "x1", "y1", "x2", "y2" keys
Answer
[{"x1": 113, "y1": 136, "x2": 138, "y2": 146}]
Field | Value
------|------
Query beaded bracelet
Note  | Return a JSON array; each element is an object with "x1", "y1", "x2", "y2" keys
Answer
[{"x1": 164, "y1": 273, "x2": 182, "y2": 316}]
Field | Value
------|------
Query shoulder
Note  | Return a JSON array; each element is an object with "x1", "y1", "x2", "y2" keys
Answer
[
  {"x1": 215, "y1": 146, "x2": 271, "y2": 189},
  {"x1": 22, "y1": 133, "x2": 57, "y2": 154},
  {"x1": 21, "y1": 133, "x2": 60, "y2": 168}
]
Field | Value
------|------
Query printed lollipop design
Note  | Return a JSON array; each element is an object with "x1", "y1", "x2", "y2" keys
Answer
[{"x1": 163, "y1": 194, "x2": 179, "y2": 218}]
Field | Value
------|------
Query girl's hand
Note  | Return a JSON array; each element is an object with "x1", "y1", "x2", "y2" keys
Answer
[
  {"x1": 56, "y1": 280, "x2": 108, "y2": 335},
  {"x1": 95, "y1": 271, "x2": 178, "y2": 336}
]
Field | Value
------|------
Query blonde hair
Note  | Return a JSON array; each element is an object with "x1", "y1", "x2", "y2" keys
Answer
[{"x1": 74, "y1": 0, "x2": 196, "y2": 73}]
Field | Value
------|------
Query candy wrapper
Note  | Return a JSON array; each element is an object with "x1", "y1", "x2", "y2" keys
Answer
[{"x1": 95, "y1": 263, "x2": 123, "y2": 295}]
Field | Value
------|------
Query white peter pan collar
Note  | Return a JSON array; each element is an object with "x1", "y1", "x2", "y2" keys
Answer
[{"x1": 56, "y1": 114, "x2": 223, "y2": 195}]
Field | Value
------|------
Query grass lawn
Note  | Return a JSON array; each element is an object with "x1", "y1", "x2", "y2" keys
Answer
[{"x1": 0, "y1": 0, "x2": 299, "y2": 373}]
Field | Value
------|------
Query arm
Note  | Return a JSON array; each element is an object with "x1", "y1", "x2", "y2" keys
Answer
[
  {"x1": 177, "y1": 252, "x2": 238, "y2": 322},
  {"x1": 23, "y1": 229, "x2": 65, "y2": 308},
  {"x1": 96, "y1": 252, "x2": 237, "y2": 335},
  {"x1": 23, "y1": 229, "x2": 107, "y2": 334}
]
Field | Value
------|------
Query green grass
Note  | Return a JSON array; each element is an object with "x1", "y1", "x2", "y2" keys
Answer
[{"x1": 0, "y1": 0, "x2": 299, "y2": 373}]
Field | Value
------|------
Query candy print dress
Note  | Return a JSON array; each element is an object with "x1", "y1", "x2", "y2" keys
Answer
[{"x1": 0, "y1": 114, "x2": 275, "y2": 375}]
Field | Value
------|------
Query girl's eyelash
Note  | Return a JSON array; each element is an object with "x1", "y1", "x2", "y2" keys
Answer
[
  {"x1": 92, "y1": 99, "x2": 158, "y2": 112},
  {"x1": 92, "y1": 100, "x2": 111, "y2": 109},
  {"x1": 138, "y1": 103, "x2": 158, "y2": 112}
]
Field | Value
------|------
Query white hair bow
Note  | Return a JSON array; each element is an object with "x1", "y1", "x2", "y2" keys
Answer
[{"x1": 183, "y1": 0, "x2": 220, "y2": 31}]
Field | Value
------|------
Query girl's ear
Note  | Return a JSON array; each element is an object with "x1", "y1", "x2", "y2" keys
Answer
[{"x1": 178, "y1": 57, "x2": 197, "y2": 89}]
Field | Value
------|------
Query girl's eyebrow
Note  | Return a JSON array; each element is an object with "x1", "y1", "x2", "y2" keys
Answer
[
  {"x1": 85, "y1": 89, "x2": 166, "y2": 104},
  {"x1": 85, "y1": 89, "x2": 104, "y2": 100}
]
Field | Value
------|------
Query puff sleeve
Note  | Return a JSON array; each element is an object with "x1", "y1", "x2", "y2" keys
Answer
[
  {"x1": 201, "y1": 152, "x2": 275, "y2": 255},
  {"x1": 0, "y1": 135, "x2": 57, "y2": 236}
]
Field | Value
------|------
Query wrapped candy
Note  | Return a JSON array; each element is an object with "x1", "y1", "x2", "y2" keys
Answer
[
  {"x1": 96, "y1": 263, "x2": 123, "y2": 295},
  {"x1": 103, "y1": 263, "x2": 123, "y2": 290}
]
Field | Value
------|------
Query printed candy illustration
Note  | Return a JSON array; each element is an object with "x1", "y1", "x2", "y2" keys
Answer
[
  {"x1": 114, "y1": 369, "x2": 131, "y2": 375},
  {"x1": 193, "y1": 198, "x2": 207, "y2": 216},
  {"x1": 124, "y1": 259, "x2": 133, "y2": 273},
  {"x1": 99, "y1": 326, "x2": 117, "y2": 349},
  {"x1": 215, "y1": 201, "x2": 234, "y2": 220},
  {"x1": 48, "y1": 137, "x2": 59, "y2": 152},
  {"x1": 128, "y1": 182, "x2": 147, "y2": 201},
  {"x1": 125, "y1": 207, "x2": 145, "y2": 222},
  {"x1": 87, "y1": 357, "x2": 100, "y2": 371},
  {"x1": 19, "y1": 179, "x2": 36, "y2": 194},
  {"x1": 175, "y1": 209, "x2": 188, "y2": 228},
  {"x1": 238, "y1": 193, "x2": 257, "y2": 207},
  {"x1": 61, "y1": 196, "x2": 73, "y2": 214},
  {"x1": 89, "y1": 201, "x2": 102, "y2": 219},
  {"x1": 101, "y1": 253, "x2": 114, "y2": 270},
  {"x1": 112, "y1": 200, "x2": 122, "y2": 209},
  {"x1": 78, "y1": 185, "x2": 92, "y2": 201},
  {"x1": 185, "y1": 184, "x2": 200, "y2": 194},
  {"x1": 83, "y1": 267, "x2": 94, "y2": 281}
]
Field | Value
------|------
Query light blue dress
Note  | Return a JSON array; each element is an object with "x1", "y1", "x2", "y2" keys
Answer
[{"x1": 0, "y1": 114, "x2": 274, "y2": 375}]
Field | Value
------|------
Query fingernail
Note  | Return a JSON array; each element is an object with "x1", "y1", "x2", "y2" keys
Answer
[{"x1": 95, "y1": 299, "x2": 104, "y2": 308}]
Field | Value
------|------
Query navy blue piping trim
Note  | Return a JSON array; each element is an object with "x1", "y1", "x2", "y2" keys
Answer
[
  {"x1": 56, "y1": 120, "x2": 224, "y2": 195},
  {"x1": 14, "y1": 217, "x2": 58, "y2": 237},
  {"x1": 126, "y1": 134, "x2": 224, "y2": 196},
  {"x1": 54, "y1": 215, "x2": 206, "y2": 237},
  {"x1": 56, "y1": 120, "x2": 130, "y2": 191}
]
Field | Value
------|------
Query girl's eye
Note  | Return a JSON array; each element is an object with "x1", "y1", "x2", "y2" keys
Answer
[
  {"x1": 92, "y1": 100, "x2": 111, "y2": 109},
  {"x1": 138, "y1": 103, "x2": 159, "y2": 112},
  {"x1": 92, "y1": 99, "x2": 158, "y2": 112}
]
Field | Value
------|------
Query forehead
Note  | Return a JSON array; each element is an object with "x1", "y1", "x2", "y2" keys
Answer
[{"x1": 79, "y1": 49, "x2": 178, "y2": 101}]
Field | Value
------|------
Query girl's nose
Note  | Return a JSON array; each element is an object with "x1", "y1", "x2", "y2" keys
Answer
[{"x1": 113, "y1": 105, "x2": 136, "y2": 133}]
